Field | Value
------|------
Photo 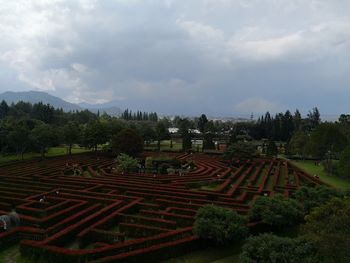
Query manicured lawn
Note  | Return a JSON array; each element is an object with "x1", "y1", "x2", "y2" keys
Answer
[
  {"x1": 0, "y1": 145, "x2": 90, "y2": 164},
  {"x1": 288, "y1": 159, "x2": 350, "y2": 189}
]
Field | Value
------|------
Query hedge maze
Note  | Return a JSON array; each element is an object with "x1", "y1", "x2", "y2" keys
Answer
[{"x1": 0, "y1": 153, "x2": 324, "y2": 262}]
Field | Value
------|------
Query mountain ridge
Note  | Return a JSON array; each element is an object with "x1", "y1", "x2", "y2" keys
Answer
[{"x1": 0, "y1": 91, "x2": 122, "y2": 116}]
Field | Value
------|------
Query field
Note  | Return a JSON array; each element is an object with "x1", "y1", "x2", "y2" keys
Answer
[
  {"x1": 286, "y1": 159, "x2": 350, "y2": 189},
  {"x1": 0, "y1": 146, "x2": 90, "y2": 164},
  {"x1": 0, "y1": 152, "x2": 325, "y2": 262}
]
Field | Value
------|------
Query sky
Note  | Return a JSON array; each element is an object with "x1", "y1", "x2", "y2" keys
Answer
[{"x1": 0, "y1": 0, "x2": 350, "y2": 116}]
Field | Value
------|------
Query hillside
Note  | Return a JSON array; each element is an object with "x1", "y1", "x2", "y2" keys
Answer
[
  {"x1": 0, "y1": 91, "x2": 122, "y2": 115},
  {"x1": 0, "y1": 91, "x2": 81, "y2": 111}
]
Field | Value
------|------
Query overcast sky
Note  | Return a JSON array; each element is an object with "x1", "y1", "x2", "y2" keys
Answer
[{"x1": 0, "y1": 0, "x2": 350, "y2": 116}]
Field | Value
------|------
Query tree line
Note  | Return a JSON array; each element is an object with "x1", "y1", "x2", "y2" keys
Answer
[
  {"x1": 121, "y1": 109, "x2": 158, "y2": 122},
  {"x1": 3, "y1": 99, "x2": 350, "y2": 180}
]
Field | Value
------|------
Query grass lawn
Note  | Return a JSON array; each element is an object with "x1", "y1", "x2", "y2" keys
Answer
[
  {"x1": 0, "y1": 246, "x2": 33, "y2": 263},
  {"x1": 287, "y1": 159, "x2": 350, "y2": 189},
  {"x1": 0, "y1": 145, "x2": 90, "y2": 164},
  {"x1": 144, "y1": 140, "x2": 183, "y2": 151}
]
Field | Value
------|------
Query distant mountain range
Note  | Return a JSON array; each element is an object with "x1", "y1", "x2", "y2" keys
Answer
[
  {"x1": 77, "y1": 101, "x2": 123, "y2": 116},
  {"x1": 0, "y1": 91, "x2": 122, "y2": 116}
]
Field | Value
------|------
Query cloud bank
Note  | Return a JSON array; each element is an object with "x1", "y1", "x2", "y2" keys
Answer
[{"x1": 0, "y1": 0, "x2": 350, "y2": 116}]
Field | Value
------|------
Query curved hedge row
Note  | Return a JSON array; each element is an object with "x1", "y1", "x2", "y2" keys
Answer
[{"x1": 0, "y1": 152, "x2": 324, "y2": 262}]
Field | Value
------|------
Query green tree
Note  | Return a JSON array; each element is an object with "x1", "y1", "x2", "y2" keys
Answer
[
  {"x1": 0, "y1": 121, "x2": 8, "y2": 155},
  {"x1": 293, "y1": 186, "x2": 342, "y2": 213},
  {"x1": 307, "y1": 107, "x2": 321, "y2": 130},
  {"x1": 0, "y1": 100, "x2": 9, "y2": 119},
  {"x1": 249, "y1": 194, "x2": 304, "y2": 227},
  {"x1": 224, "y1": 141, "x2": 256, "y2": 159},
  {"x1": 106, "y1": 119, "x2": 125, "y2": 139},
  {"x1": 155, "y1": 121, "x2": 170, "y2": 151},
  {"x1": 7, "y1": 120, "x2": 32, "y2": 160},
  {"x1": 337, "y1": 145, "x2": 350, "y2": 179},
  {"x1": 63, "y1": 121, "x2": 80, "y2": 155},
  {"x1": 30, "y1": 123, "x2": 56, "y2": 159},
  {"x1": 111, "y1": 128, "x2": 143, "y2": 157},
  {"x1": 288, "y1": 131, "x2": 308, "y2": 157},
  {"x1": 303, "y1": 197, "x2": 350, "y2": 263},
  {"x1": 178, "y1": 118, "x2": 192, "y2": 151},
  {"x1": 281, "y1": 110, "x2": 294, "y2": 141},
  {"x1": 115, "y1": 153, "x2": 138, "y2": 173},
  {"x1": 266, "y1": 139, "x2": 278, "y2": 156},
  {"x1": 82, "y1": 121, "x2": 108, "y2": 151},
  {"x1": 182, "y1": 131, "x2": 192, "y2": 151},
  {"x1": 197, "y1": 114, "x2": 208, "y2": 133},
  {"x1": 240, "y1": 233, "x2": 320, "y2": 263},
  {"x1": 193, "y1": 205, "x2": 248, "y2": 245},
  {"x1": 306, "y1": 123, "x2": 348, "y2": 159},
  {"x1": 203, "y1": 133, "x2": 215, "y2": 150},
  {"x1": 293, "y1": 109, "x2": 302, "y2": 131},
  {"x1": 31, "y1": 102, "x2": 55, "y2": 124},
  {"x1": 137, "y1": 122, "x2": 156, "y2": 146}
]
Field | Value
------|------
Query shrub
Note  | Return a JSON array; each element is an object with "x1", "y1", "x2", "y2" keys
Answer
[
  {"x1": 240, "y1": 233, "x2": 320, "y2": 263},
  {"x1": 292, "y1": 186, "x2": 342, "y2": 213},
  {"x1": 303, "y1": 197, "x2": 350, "y2": 263},
  {"x1": 224, "y1": 141, "x2": 257, "y2": 160},
  {"x1": 249, "y1": 194, "x2": 303, "y2": 227},
  {"x1": 336, "y1": 145, "x2": 350, "y2": 179},
  {"x1": 193, "y1": 205, "x2": 248, "y2": 245},
  {"x1": 115, "y1": 153, "x2": 138, "y2": 173},
  {"x1": 111, "y1": 128, "x2": 143, "y2": 157}
]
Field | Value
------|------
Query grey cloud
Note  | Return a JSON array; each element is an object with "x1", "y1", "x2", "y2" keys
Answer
[{"x1": 0, "y1": 0, "x2": 350, "y2": 116}]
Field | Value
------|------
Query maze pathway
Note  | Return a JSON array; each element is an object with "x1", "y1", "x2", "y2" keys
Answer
[{"x1": 0, "y1": 152, "x2": 324, "y2": 262}]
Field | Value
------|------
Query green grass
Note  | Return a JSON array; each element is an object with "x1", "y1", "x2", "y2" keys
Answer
[
  {"x1": 0, "y1": 246, "x2": 33, "y2": 263},
  {"x1": 144, "y1": 140, "x2": 183, "y2": 151},
  {"x1": 0, "y1": 145, "x2": 90, "y2": 164},
  {"x1": 201, "y1": 181, "x2": 222, "y2": 191},
  {"x1": 287, "y1": 159, "x2": 350, "y2": 189}
]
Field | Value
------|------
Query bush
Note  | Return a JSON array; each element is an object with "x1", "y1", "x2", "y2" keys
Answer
[
  {"x1": 111, "y1": 128, "x2": 143, "y2": 157},
  {"x1": 240, "y1": 233, "x2": 320, "y2": 263},
  {"x1": 337, "y1": 145, "x2": 350, "y2": 179},
  {"x1": 249, "y1": 194, "x2": 304, "y2": 227},
  {"x1": 303, "y1": 197, "x2": 350, "y2": 263},
  {"x1": 193, "y1": 205, "x2": 248, "y2": 245},
  {"x1": 224, "y1": 141, "x2": 257, "y2": 160},
  {"x1": 292, "y1": 185, "x2": 342, "y2": 213},
  {"x1": 115, "y1": 153, "x2": 138, "y2": 173}
]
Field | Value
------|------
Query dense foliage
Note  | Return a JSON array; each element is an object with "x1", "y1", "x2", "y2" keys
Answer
[
  {"x1": 193, "y1": 205, "x2": 248, "y2": 245},
  {"x1": 249, "y1": 194, "x2": 304, "y2": 227},
  {"x1": 303, "y1": 197, "x2": 350, "y2": 263},
  {"x1": 224, "y1": 141, "x2": 257, "y2": 159},
  {"x1": 2, "y1": 100, "x2": 350, "y2": 180},
  {"x1": 337, "y1": 145, "x2": 350, "y2": 179},
  {"x1": 115, "y1": 153, "x2": 138, "y2": 173},
  {"x1": 240, "y1": 234, "x2": 320, "y2": 263},
  {"x1": 293, "y1": 185, "x2": 344, "y2": 213},
  {"x1": 111, "y1": 128, "x2": 143, "y2": 157}
]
